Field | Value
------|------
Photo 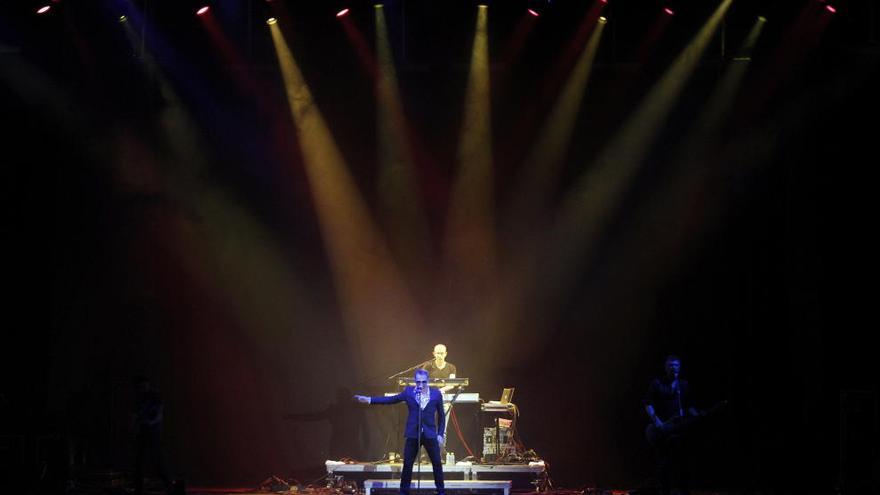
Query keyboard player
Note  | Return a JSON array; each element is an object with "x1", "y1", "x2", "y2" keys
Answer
[
  {"x1": 424, "y1": 344, "x2": 457, "y2": 389},
  {"x1": 424, "y1": 344, "x2": 458, "y2": 454}
]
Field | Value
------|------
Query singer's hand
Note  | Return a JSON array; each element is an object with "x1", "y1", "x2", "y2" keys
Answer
[
  {"x1": 437, "y1": 435, "x2": 445, "y2": 445},
  {"x1": 353, "y1": 395, "x2": 371, "y2": 404}
]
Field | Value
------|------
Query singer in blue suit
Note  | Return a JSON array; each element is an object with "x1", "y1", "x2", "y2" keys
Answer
[{"x1": 355, "y1": 369, "x2": 446, "y2": 495}]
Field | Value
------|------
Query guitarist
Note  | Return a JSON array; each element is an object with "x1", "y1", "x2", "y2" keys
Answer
[{"x1": 644, "y1": 355, "x2": 700, "y2": 495}]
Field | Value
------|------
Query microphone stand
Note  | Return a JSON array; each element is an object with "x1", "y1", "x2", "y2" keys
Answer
[
  {"x1": 416, "y1": 386, "x2": 423, "y2": 495},
  {"x1": 674, "y1": 374, "x2": 683, "y2": 418},
  {"x1": 388, "y1": 361, "x2": 432, "y2": 381}
]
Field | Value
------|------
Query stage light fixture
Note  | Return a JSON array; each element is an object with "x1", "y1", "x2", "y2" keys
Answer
[
  {"x1": 757, "y1": 15, "x2": 767, "y2": 23},
  {"x1": 336, "y1": 8, "x2": 350, "y2": 17},
  {"x1": 527, "y1": 0, "x2": 550, "y2": 17},
  {"x1": 664, "y1": 7, "x2": 674, "y2": 15},
  {"x1": 36, "y1": 5, "x2": 51, "y2": 14},
  {"x1": 825, "y1": 5, "x2": 836, "y2": 13},
  {"x1": 197, "y1": 5, "x2": 210, "y2": 16},
  {"x1": 119, "y1": 15, "x2": 127, "y2": 23},
  {"x1": 599, "y1": 16, "x2": 607, "y2": 24},
  {"x1": 267, "y1": 17, "x2": 277, "y2": 25}
]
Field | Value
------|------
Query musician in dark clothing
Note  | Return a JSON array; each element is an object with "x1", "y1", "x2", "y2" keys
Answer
[
  {"x1": 355, "y1": 369, "x2": 446, "y2": 495},
  {"x1": 644, "y1": 356, "x2": 701, "y2": 495},
  {"x1": 132, "y1": 376, "x2": 172, "y2": 495},
  {"x1": 424, "y1": 344, "x2": 457, "y2": 382}
]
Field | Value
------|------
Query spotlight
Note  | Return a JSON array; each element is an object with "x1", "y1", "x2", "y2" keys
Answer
[
  {"x1": 825, "y1": 5, "x2": 836, "y2": 13},
  {"x1": 267, "y1": 17, "x2": 277, "y2": 25},
  {"x1": 336, "y1": 8, "x2": 350, "y2": 17},
  {"x1": 527, "y1": 0, "x2": 549, "y2": 17},
  {"x1": 599, "y1": 16, "x2": 607, "y2": 24},
  {"x1": 36, "y1": 5, "x2": 51, "y2": 14},
  {"x1": 757, "y1": 15, "x2": 767, "y2": 23},
  {"x1": 196, "y1": 5, "x2": 210, "y2": 16},
  {"x1": 664, "y1": 7, "x2": 674, "y2": 15},
  {"x1": 119, "y1": 15, "x2": 127, "y2": 23}
]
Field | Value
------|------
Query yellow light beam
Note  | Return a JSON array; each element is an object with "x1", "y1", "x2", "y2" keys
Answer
[
  {"x1": 444, "y1": 5, "x2": 496, "y2": 308},
  {"x1": 553, "y1": 0, "x2": 734, "y2": 272},
  {"x1": 507, "y1": 18, "x2": 607, "y2": 235},
  {"x1": 613, "y1": 16, "x2": 768, "y2": 284},
  {"x1": 375, "y1": 5, "x2": 432, "y2": 290},
  {"x1": 490, "y1": 0, "x2": 735, "y2": 365},
  {"x1": 481, "y1": 18, "x2": 607, "y2": 370},
  {"x1": 694, "y1": 16, "x2": 766, "y2": 140},
  {"x1": 269, "y1": 24, "x2": 423, "y2": 376},
  {"x1": 119, "y1": 21, "x2": 316, "y2": 366}
]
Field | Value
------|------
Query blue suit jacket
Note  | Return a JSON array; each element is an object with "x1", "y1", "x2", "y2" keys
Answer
[{"x1": 371, "y1": 387, "x2": 446, "y2": 439}]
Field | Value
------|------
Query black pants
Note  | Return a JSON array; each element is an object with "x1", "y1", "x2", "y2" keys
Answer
[
  {"x1": 400, "y1": 437, "x2": 445, "y2": 495},
  {"x1": 654, "y1": 435, "x2": 689, "y2": 495},
  {"x1": 134, "y1": 427, "x2": 171, "y2": 495}
]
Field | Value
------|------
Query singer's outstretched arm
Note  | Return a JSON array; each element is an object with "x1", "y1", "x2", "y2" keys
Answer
[{"x1": 354, "y1": 392, "x2": 405, "y2": 404}]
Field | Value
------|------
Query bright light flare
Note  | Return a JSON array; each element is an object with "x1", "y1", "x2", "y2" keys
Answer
[
  {"x1": 527, "y1": 9, "x2": 539, "y2": 17},
  {"x1": 266, "y1": 17, "x2": 277, "y2": 25},
  {"x1": 197, "y1": 6, "x2": 210, "y2": 16},
  {"x1": 336, "y1": 8, "x2": 350, "y2": 18},
  {"x1": 37, "y1": 5, "x2": 51, "y2": 14},
  {"x1": 664, "y1": 7, "x2": 674, "y2": 15},
  {"x1": 825, "y1": 5, "x2": 836, "y2": 13},
  {"x1": 599, "y1": 16, "x2": 607, "y2": 23}
]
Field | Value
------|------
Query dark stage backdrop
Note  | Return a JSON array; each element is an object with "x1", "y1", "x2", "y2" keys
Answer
[{"x1": 4, "y1": 0, "x2": 879, "y2": 492}]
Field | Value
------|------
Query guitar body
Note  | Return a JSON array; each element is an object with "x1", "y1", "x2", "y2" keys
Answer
[
  {"x1": 645, "y1": 416, "x2": 693, "y2": 445},
  {"x1": 645, "y1": 400, "x2": 727, "y2": 446}
]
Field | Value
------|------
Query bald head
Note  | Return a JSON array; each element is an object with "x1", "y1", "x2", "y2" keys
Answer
[{"x1": 433, "y1": 344, "x2": 447, "y2": 366}]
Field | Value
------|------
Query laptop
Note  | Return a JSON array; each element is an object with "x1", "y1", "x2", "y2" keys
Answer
[{"x1": 486, "y1": 387, "x2": 515, "y2": 407}]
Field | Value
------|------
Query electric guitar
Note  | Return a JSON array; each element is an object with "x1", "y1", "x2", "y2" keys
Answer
[{"x1": 645, "y1": 400, "x2": 727, "y2": 446}]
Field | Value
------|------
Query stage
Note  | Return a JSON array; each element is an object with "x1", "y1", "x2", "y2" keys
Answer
[{"x1": 326, "y1": 460, "x2": 548, "y2": 490}]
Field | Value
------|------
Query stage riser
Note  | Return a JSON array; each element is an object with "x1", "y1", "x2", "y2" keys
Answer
[
  {"x1": 328, "y1": 462, "x2": 545, "y2": 490},
  {"x1": 469, "y1": 472, "x2": 539, "y2": 489},
  {"x1": 332, "y1": 471, "x2": 539, "y2": 490},
  {"x1": 368, "y1": 489, "x2": 506, "y2": 495},
  {"x1": 334, "y1": 472, "x2": 470, "y2": 486}
]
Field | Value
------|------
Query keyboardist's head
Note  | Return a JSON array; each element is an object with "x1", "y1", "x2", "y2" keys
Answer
[{"x1": 432, "y1": 344, "x2": 448, "y2": 365}]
